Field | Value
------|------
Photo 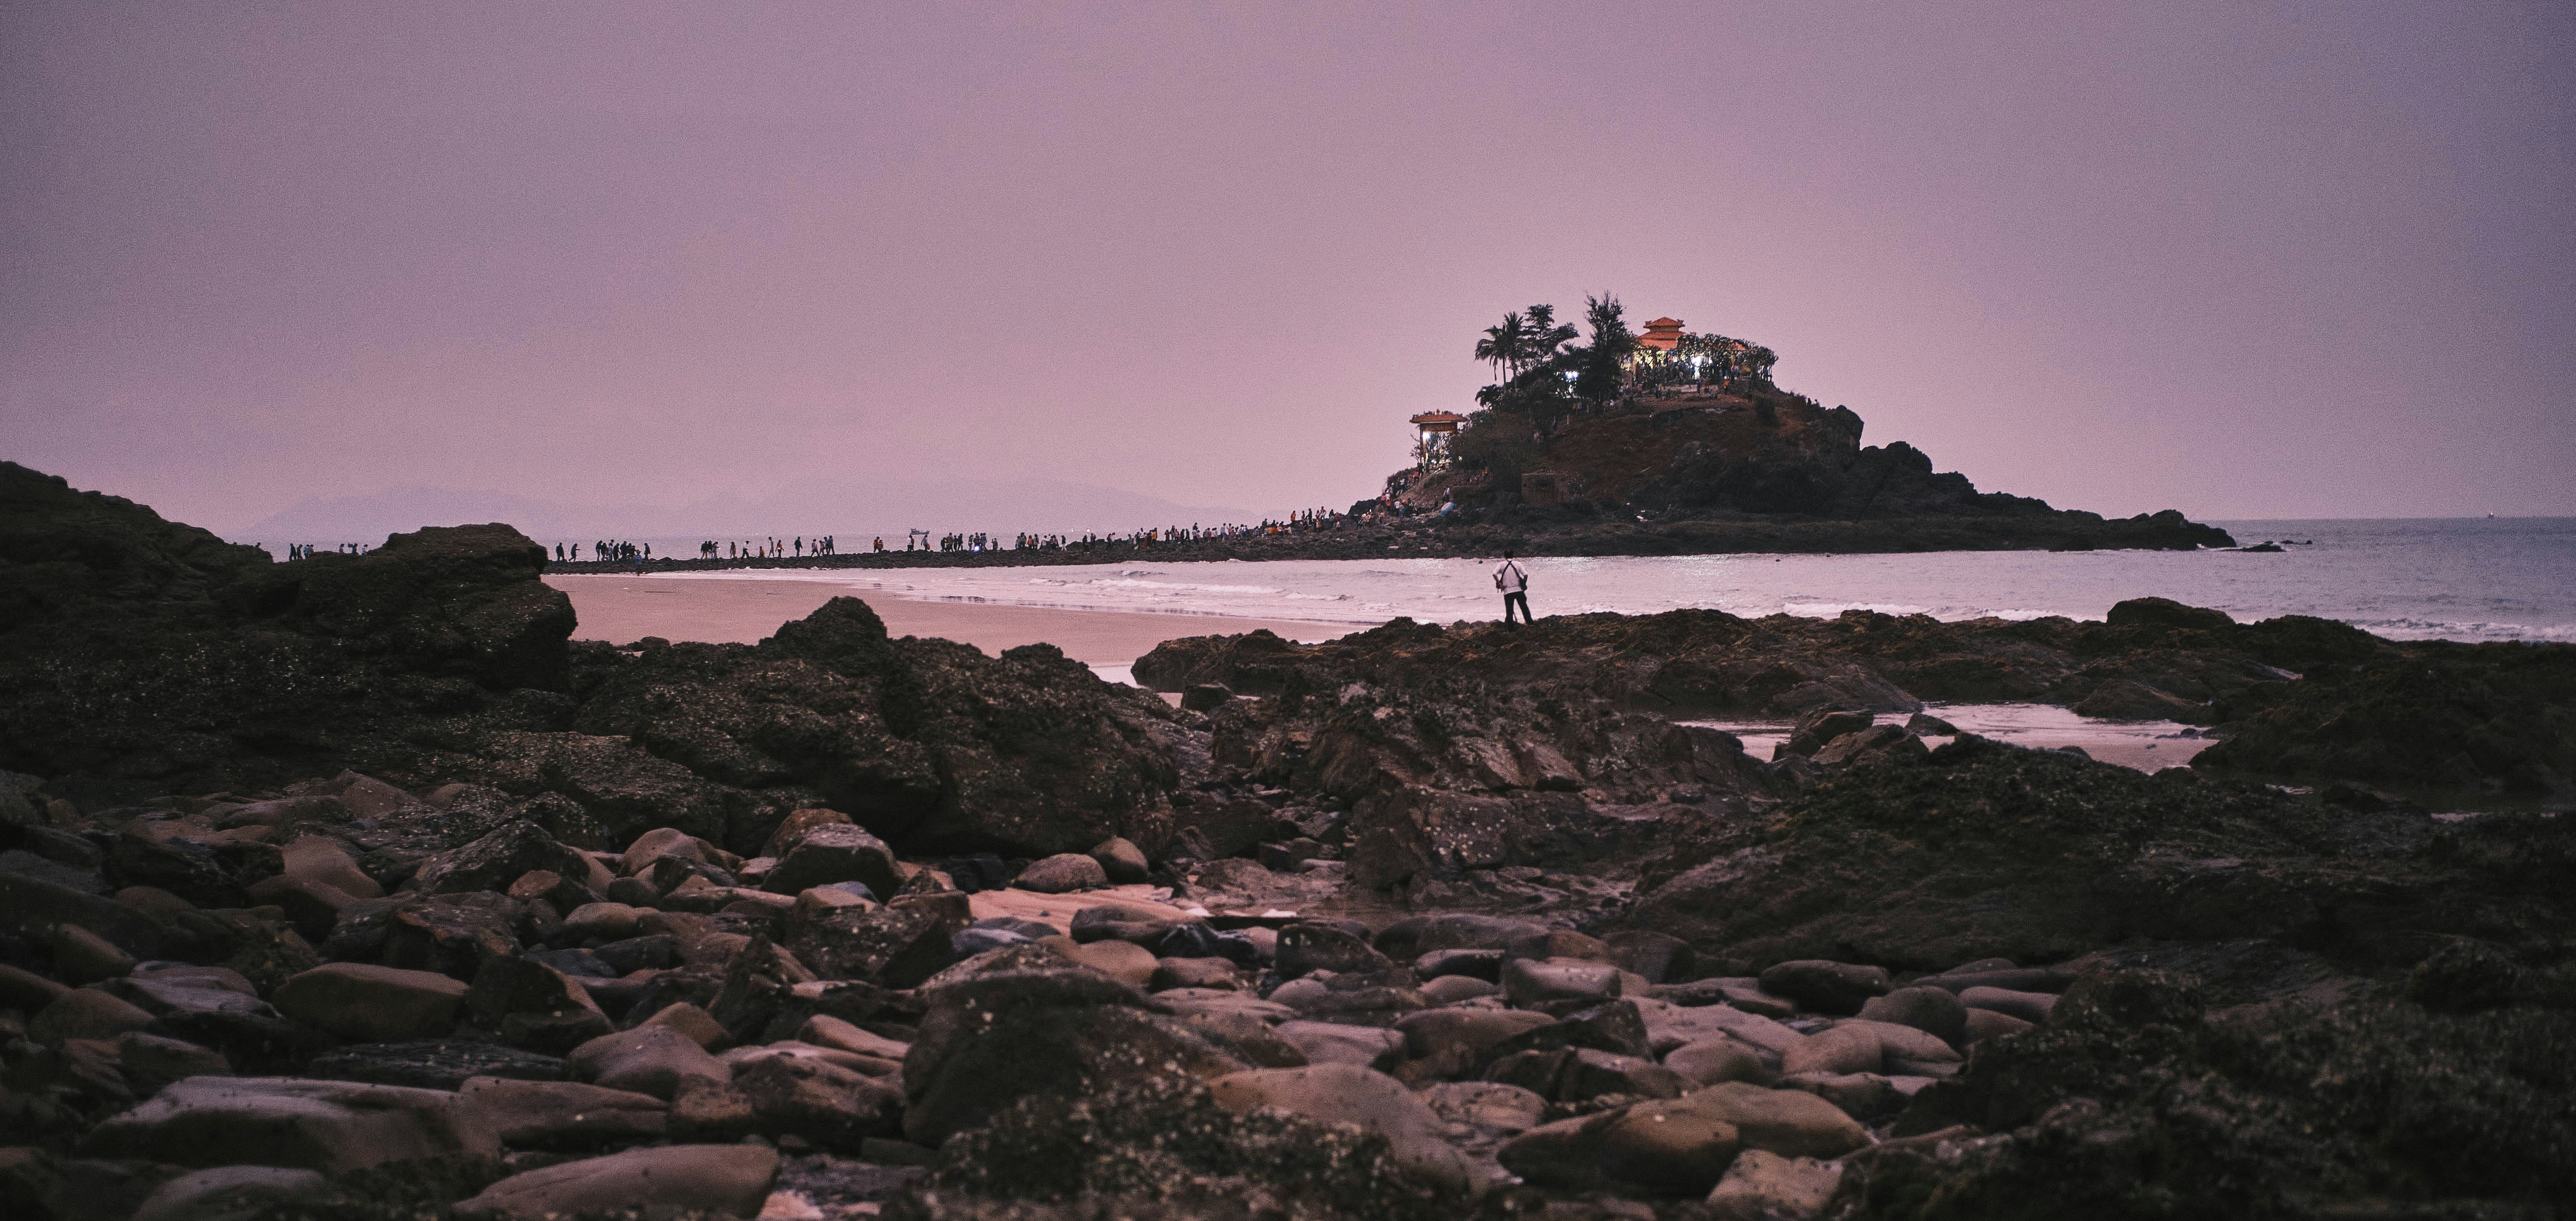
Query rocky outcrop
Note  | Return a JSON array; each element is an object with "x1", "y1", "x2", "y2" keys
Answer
[
  {"x1": 1138, "y1": 599, "x2": 2378, "y2": 721},
  {"x1": 2194, "y1": 639, "x2": 2576, "y2": 796},
  {"x1": 566, "y1": 599, "x2": 1182, "y2": 855},
  {"x1": 1621, "y1": 736, "x2": 2576, "y2": 974},
  {"x1": 0, "y1": 466, "x2": 1188, "y2": 858}
]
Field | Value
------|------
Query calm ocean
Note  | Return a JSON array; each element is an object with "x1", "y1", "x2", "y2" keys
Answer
[{"x1": 659, "y1": 517, "x2": 2576, "y2": 645}]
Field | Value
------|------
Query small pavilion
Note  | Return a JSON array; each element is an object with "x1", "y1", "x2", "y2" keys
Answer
[
  {"x1": 1637, "y1": 316, "x2": 1686, "y2": 353},
  {"x1": 1410, "y1": 411, "x2": 1466, "y2": 470}
]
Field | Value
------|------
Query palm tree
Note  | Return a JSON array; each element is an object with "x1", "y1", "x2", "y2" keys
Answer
[
  {"x1": 1474, "y1": 312, "x2": 1529, "y2": 382},
  {"x1": 1523, "y1": 303, "x2": 1577, "y2": 368}
]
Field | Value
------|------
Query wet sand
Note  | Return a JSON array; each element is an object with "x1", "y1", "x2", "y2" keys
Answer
[{"x1": 547, "y1": 574, "x2": 1357, "y2": 666}]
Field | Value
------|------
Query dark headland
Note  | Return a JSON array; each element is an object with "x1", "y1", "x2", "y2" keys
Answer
[{"x1": 3, "y1": 456, "x2": 2572, "y2": 1221}]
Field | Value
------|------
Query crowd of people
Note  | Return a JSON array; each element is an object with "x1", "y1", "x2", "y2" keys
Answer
[
  {"x1": 277, "y1": 542, "x2": 369, "y2": 560},
  {"x1": 527, "y1": 506, "x2": 1388, "y2": 568},
  {"x1": 556, "y1": 540, "x2": 653, "y2": 563},
  {"x1": 689, "y1": 535, "x2": 839, "y2": 560}
]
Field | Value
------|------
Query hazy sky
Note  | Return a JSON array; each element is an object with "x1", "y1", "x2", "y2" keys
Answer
[{"x1": 6, "y1": 2, "x2": 2570, "y2": 531}]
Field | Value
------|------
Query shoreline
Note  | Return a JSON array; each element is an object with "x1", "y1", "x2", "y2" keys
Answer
[{"x1": 547, "y1": 574, "x2": 1361, "y2": 663}]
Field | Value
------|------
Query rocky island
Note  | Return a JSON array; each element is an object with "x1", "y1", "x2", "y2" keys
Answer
[
  {"x1": 2, "y1": 458, "x2": 2570, "y2": 1221},
  {"x1": 554, "y1": 310, "x2": 2231, "y2": 573}
]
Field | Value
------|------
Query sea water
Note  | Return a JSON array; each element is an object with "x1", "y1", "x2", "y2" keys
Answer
[{"x1": 654, "y1": 517, "x2": 2576, "y2": 645}]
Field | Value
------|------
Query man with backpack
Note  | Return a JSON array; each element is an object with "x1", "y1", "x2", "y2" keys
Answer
[{"x1": 1494, "y1": 550, "x2": 1532, "y2": 625}]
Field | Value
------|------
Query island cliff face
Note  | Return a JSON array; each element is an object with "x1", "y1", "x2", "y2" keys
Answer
[{"x1": 1387, "y1": 390, "x2": 2235, "y2": 554}]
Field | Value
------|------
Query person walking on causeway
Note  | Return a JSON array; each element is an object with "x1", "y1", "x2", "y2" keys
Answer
[{"x1": 1495, "y1": 550, "x2": 1531, "y2": 625}]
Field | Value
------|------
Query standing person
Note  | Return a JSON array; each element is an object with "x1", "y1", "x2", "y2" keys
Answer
[{"x1": 1494, "y1": 550, "x2": 1531, "y2": 625}]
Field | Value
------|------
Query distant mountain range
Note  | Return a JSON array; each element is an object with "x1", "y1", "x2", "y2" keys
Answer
[{"x1": 228, "y1": 477, "x2": 1271, "y2": 546}]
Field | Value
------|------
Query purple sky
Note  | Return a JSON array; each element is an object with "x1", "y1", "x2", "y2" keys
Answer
[{"x1": 6, "y1": 2, "x2": 2570, "y2": 531}]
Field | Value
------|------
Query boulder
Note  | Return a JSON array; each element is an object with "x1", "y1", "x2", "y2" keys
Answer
[
  {"x1": 453, "y1": 1144, "x2": 778, "y2": 1220},
  {"x1": 1857, "y1": 985, "x2": 1970, "y2": 1047},
  {"x1": 1677, "y1": 1083, "x2": 1869, "y2": 1159},
  {"x1": 1959, "y1": 985, "x2": 2059, "y2": 1024},
  {"x1": 560, "y1": 901, "x2": 646, "y2": 942},
  {"x1": 706, "y1": 931, "x2": 818, "y2": 1043},
  {"x1": 901, "y1": 968, "x2": 1245, "y2": 1147},
  {"x1": 1275, "y1": 921, "x2": 1395, "y2": 979},
  {"x1": 1779, "y1": 1070, "x2": 1909, "y2": 1121},
  {"x1": 84, "y1": 1076, "x2": 499, "y2": 1173},
  {"x1": 1553, "y1": 1048, "x2": 1689, "y2": 1102},
  {"x1": 1666, "y1": 1038, "x2": 1774, "y2": 1088},
  {"x1": 29, "y1": 987, "x2": 157, "y2": 1044},
  {"x1": 128, "y1": 1166, "x2": 328, "y2": 1221},
  {"x1": 1964, "y1": 1007, "x2": 2035, "y2": 1044},
  {"x1": 116, "y1": 1031, "x2": 234, "y2": 1095},
  {"x1": 1373, "y1": 913, "x2": 1550, "y2": 960},
  {"x1": 271, "y1": 963, "x2": 469, "y2": 1043},
  {"x1": 1274, "y1": 1021, "x2": 1405, "y2": 1070},
  {"x1": 1487, "y1": 1000, "x2": 1652, "y2": 1059},
  {"x1": 411, "y1": 821, "x2": 593, "y2": 896},
  {"x1": 1176, "y1": 1010, "x2": 1309, "y2": 1069},
  {"x1": 566, "y1": 1026, "x2": 728, "y2": 1100},
  {"x1": 1757, "y1": 961, "x2": 1891, "y2": 1015},
  {"x1": 721, "y1": 1053, "x2": 903, "y2": 1148},
  {"x1": 1499, "y1": 1100, "x2": 1741, "y2": 1197},
  {"x1": 456, "y1": 1076, "x2": 667, "y2": 1147},
  {"x1": 1150, "y1": 956, "x2": 1244, "y2": 991},
  {"x1": 1605, "y1": 929, "x2": 1696, "y2": 985},
  {"x1": 1502, "y1": 957, "x2": 1622, "y2": 1007},
  {"x1": 1780, "y1": 1024, "x2": 1880, "y2": 1077},
  {"x1": 1013, "y1": 852, "x2": 1107, "y2": 894},
  {"x1": 1780, "y1": 708, "x2": 1874, "y2": 758},
  {"x1": 1706, "y1": 1149, "x2": 1843, "y2": 1219},
  {"x1": 51, "y1": 924, "x2": 137, "y2": 983},
  {"x1": 1052, "y1": 936, "x2": 1158, "y2": 986},
  {"x1": 1814, "y1": 725, "x2": 1930, "y2": 767},
  {"x1": 1395, "y1": 1008, "x2": 1556, "y2": 1072},
  {"x1": 788, "y1": 901, "x2": 962, "y2": 988},
  {"x1": 761, "y1": 824, "x2": 902, "y2": 901},
  {"x1": 1207, "y1": 1063, "x2": 1478, "y2": 1195},
  {"x1": 464, "y1": 956, "x2": 611, "y2": 1052},
  {"x1": 1089, "y1": 836, "x2": 1150, "y2": 884},
  {"x1": 1421, "y1": 975, "x2": 1500, "y2": 1004},
  {"x1": 753, "y1": 809, "x2": 848, "y2": 860},
  {"x1": 639, "y1": 1000, "x2": 729, "y2": 1048}
]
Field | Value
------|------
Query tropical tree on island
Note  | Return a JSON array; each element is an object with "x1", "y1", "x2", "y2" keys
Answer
[
  {"x1": 1522, "y1": 303, "x2": 1577, "y2": 367},
  {"x1": 1570, "y1": 292, "x2": 1635, "y2": 407},
  {"x1": 1474, "y1": 313, "x2": 1528, "y2": 382}
]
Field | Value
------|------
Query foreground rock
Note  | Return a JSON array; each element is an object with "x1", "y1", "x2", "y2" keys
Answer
[
  {"x1": 455, "y1": 1143, "x2": 778, "y2": 1219},
  {"x1": 1623, "y1": 736, "x2": 2575, "y2": 973}
]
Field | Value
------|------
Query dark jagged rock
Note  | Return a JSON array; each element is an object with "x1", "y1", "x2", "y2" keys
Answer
[
  {"x1": 2, "y1": 467, "x2": 1195, "y2": 859},
  {"x1": 885, "y1": 1073, "x2": 1451, "y2": 1221},
  {"x1": 1622, "y1": 736, "x2": 2576, "y2": 973},
  {"x1": 2195, "y1": 639, "x2": 2576, "y2": 796},
  {"x1": 567, "y1": 599, "x2": 1183, "y2": 855},
  {"x1": 1137, "y1": 601, "x2": 2347, "y2": 722},
  {"x1": 1, "y1": 462, "x2": 573, "y2": 796},
  {"x1": 1860, "y1": 971, "x2": 2576, "y2": 1218}
]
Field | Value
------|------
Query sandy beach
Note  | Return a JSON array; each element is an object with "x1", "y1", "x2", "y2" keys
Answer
[{"x1": 547, "y1": 574, "x2": 1361, "y2": 665}]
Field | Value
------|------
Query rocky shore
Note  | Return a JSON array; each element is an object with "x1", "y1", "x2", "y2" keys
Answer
[{"x1": 4, "y1": 460, "x2": 2571, "y2": 1220}]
